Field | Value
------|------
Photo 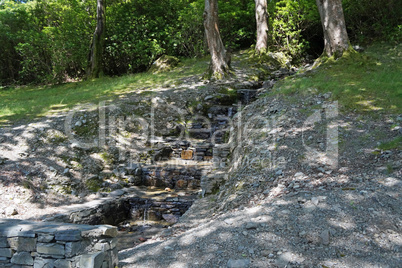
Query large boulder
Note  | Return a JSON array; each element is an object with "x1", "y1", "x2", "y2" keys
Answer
[{"x1": 149, "y1": 55, "x2": 180, "y2": 73}]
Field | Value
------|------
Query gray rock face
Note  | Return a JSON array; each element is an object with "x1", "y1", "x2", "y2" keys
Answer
[
  {"x1": 55, "y1": 229, "x2": 81, "y2": 241},
  {"x1": 0, "y1": 219, "x2": 119, "y2": 267},
  {"x1": 11, "y1": 251, "x2": 33, "y2": 265},
  {"x1": 34, "y1": 257, "x2": 55, "y2": 268},
  {"x1": 37, "y1": 243, "x2": 65, "y2": 256},
  {"x1": 80, "y1": 252, "x2": 105, "y2": 268},
  {"x1": 7, "y1": 237, "x2": 37, "y2": 252},
  {"x1": 0, "y1": 248, "x2": 12, "y2": 258}
]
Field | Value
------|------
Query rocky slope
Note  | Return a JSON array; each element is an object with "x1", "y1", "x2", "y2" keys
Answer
[
  {"x1": 118, "y1": 90, "x2": 401, "y2": 268},
  {"x1": 0, "y1": 51, "x2": 401, "y2": 267}
]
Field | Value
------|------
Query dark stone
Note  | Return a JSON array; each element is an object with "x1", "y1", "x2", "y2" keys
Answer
[{"x1": 55, "y1": 229, "x2": 81, "y2": 241}]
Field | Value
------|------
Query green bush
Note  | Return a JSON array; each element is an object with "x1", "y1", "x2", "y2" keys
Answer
[{"x1": 344, "y1": 0, "x2": 402, "y2": 43}]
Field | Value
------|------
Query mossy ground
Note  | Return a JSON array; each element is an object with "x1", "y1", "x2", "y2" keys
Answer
[{"x1": 269, "y1": 43, "x2": 402, "y2": 114}]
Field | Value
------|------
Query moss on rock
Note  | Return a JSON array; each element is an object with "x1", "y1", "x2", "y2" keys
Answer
[{"x1": 149, "y1": 55, "x2": 180, "y2": 74}]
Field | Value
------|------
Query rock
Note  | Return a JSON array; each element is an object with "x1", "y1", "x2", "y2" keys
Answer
[
  {"x1": 227, "y1": 259, "x2": 250, "y2": 268},
  {"x1": 54, "y1": 259, "x2": 71, "y2": 268},
  {"x1": 245, "y1": 222, "x2": 258, "y2": 230},
  {"x1": 275, "y1": 169, "x2": 283, "y2": 176},
  {"x1": 65, "y1": 242, "x2": 83, "y2": 258},
  {"x1": 5, "y1": 207, "x2": 18, "y2": 216},
  {"x1": 37, "y1": 242, "x2": 65, "y2": 256},
  {"x1": 55, "y1": 229, "x2": 81, "y2": 241},
  {"x1": 176, "y1": 179, "x2": 188, "y2": 189},
  {"x1": 320, "y1": 230, "x2": 330, "y2": 245},
  {"x1": 262, "y1": 80, "x2": 275, "y2": 89},
  {"x1": 162, "y1": 214, "x2": 179, "y2": 224},
  {"x1": 0, "y1": 248, "x2": 13, "y2": 258},
  {"x1": 11, "y1": 251, "x2": 33, "y2": 265},
  {"x1": 224, "y1": 218, "x2": 235, "y2": 225},
  {"x1": 149, "y1": 55, "x2": 180, "y2": 73},
  {"x1": 34, "y1": 257, "x2": 55, "y2": 268},
  {"x1": 75, "y1": 121, "x2": 82, "y2": 127},
  {"x1": 79, "y1": 252, "x2": 105, "y2": 268},
  {"x1": 127, "y1": 175, "x2": 142, "y2": 186},
  {"x1": 7, "y1": 237, "x2": 36, "y2": 251},
  {"x1": 294, "y1": 172, "x2": 304, "y2": 178},
  {"x1": 311, "y1": 197, "x2": 319, "y2": 206},
  {"x1": 353, "y1": 45, "x2": 364, "y2": 52}
]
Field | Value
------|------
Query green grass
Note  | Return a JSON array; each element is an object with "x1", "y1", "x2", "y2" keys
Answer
[
  {"x1": 270, "y1": 43, "x2": 402, "y2": 114},
  {"x1": 0, "y1": 57, "x2": 208, "y2": 126},
  {"x1": 378, "y1": 136, "x2": 402, "y2": 150}
]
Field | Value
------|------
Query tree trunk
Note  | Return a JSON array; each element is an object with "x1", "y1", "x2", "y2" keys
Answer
[
  {"x1": 204, "y1": 0, "x2": 230, "y2": 79},
  {"x1": 87, "y1": 0, "x2": 105, "y2": 79},
  {"x1": 255, "y1": 0, "x2": 269, "y2": 53},
  {"x1": 316, "y1": 0, "x2": 350, "y2": 59}
]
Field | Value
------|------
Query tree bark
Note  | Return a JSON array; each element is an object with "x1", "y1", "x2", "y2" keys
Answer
[
  {"x1": 87, "y1": 0, "x2": 105, "y2": 79},
  {"x1": 204, "y1": 0, "x2": 230, "y2": 79},
  {"x1": 316, "y1": 0, "x2": 350, "y2": 59},
  {"x1": 255, "y1": 0, "x2": 269, "y2": 53}
]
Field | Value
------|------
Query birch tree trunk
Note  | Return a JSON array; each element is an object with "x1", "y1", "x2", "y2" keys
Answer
[
  {"x1": 204, "y1": 0, "x2": 230, "y2": 79},
  {"x1": 316, "y1": 0, "x2": 350, "y2": 59},
  {"x1": 255, "y1": 0, "x2": 269, "y2": 53},
  {"x1": 87, "y1": 0, "x2": 105, "y2": 79}
]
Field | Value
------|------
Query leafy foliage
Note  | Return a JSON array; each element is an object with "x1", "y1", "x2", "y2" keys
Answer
[
  {"x1": 0, "y1": 0, "x2": 400, "y2": 85},
  {"x1": 343, "y1": 0, "x2": 402, "y2": 43},
  {"x1": 267, "y1": 0, "x2": 319, "y2": 60}
]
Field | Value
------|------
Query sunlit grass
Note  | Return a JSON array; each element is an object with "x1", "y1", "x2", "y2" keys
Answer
[
  {"x1": 270, "y1": 42, "x2": 402, "y2": 114},
  {"x1": 0, "y1": 57, "x2": 208, "y2": 126}
]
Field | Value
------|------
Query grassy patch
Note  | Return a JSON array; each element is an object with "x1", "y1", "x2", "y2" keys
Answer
[
  {"x1": 0, "y1": 57, "x2": 208, "y2": 126},
  {"x1": 270, "y1": 43, "x2": 402, "y2": 114},
  {"x1": 378, "y1": 136, "x2": 402, "y2": 150}
]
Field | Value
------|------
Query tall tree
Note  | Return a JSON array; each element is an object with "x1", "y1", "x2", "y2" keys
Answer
[
  {"x1": 315, "y1": 0, "x2": 350, "y2": 59},
  {"x1": 87, "y1": 0, "x2": 105, "y2": 79},
  {"x1": 255, "y1": 0, "x2": 268, "y2": 53},
  {"x1": 204, "y1": 0, "x2": 230, "y2": 79}
]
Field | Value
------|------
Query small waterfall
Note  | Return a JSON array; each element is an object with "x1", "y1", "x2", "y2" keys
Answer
[{"x1": 228, "y1": 107, "x2": 233, "y2": 117}]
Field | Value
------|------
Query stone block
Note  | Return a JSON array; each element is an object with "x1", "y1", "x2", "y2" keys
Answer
[
  {"x1": 11, "y1": 252, "x2": 34, "y2": 265},
  {"x1": 55, "y1": 229, "x2": 81, "y2": 242},
  {"x1": 6, "y1": 229, "x2": 35, "y2": 238},
  {"x1": 109, "y1": 238, "x2": 118, "y2": 250},
  {"x1": 94, "y1": 242, "x2": 110, "y2": 252},
  {"x1": 0, "y1": 236, "x2": 9, "y2": 248},
  {"x1": 8, "y1": 237, "x2": 37, "y2": 252},
  {"x1": 37, "y1": 243, "x2": 65, "y2": 256},
  {"x1": 81, "y1": 226, "x2": 117, "y2": 238},
  {"x1": 65, "y1": 242, "x2": 82, "y2": 258},
  {"x1": 54, "y1": 259, "x2": 71, "y2": 268},
  {"x1": 0, "y1": 256, "x2": 10, "y2": 263},
  {"x1": 34, "y1": 257, "x2": 55, "y2": 268},
  {"x1": 110, "y1": 248, "x2": 118, "y2": 267},
  {"x1": 0, "y1": 248, "x2": 13, "y2": 258},
  {"x1": 37, "y1": 234, "x2": 54, "y2": 243},
  {"x1": 79, "y1": 252, "x2": 105, "y2": 268}
]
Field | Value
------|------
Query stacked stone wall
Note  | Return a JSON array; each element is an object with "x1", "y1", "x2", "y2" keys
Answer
[{"x1": 0, "y1": 219, "x2": 118, "y2": 268}]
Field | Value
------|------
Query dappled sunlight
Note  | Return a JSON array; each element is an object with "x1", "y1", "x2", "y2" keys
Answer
[{"x1": 355, "y1": 99, "x2": 384, "y2": 111}]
